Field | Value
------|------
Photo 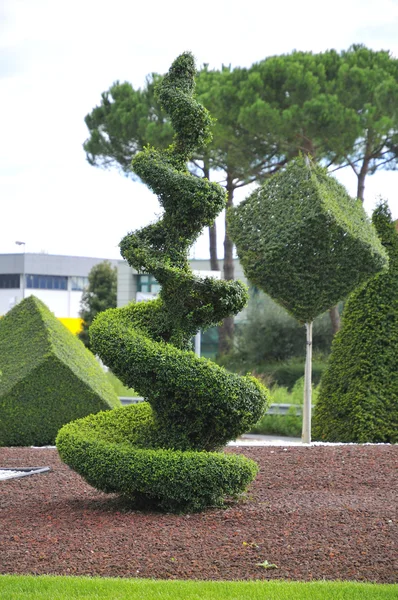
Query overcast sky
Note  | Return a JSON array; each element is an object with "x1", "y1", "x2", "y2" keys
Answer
[{"x1": 1, "y1": 0, "x2": 398, "y2": 260}]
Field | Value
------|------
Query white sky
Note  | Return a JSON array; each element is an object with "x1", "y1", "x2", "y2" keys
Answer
[{"x1": 1, "y1": 0, "x2": 398, "y2": 260}]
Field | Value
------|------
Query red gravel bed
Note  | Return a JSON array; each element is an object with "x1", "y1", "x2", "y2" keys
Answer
[{"x1": 0, "y1": 445, "x2": 397, "y2": 583}]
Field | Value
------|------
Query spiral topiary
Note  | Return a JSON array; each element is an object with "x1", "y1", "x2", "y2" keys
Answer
[{"x1": 56, "y1": 52, "x2": 269, "y2": 512}]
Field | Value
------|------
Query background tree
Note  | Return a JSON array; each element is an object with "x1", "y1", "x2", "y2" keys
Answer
[
  {"x1": 233, "y1": 287, "x2": 333, "y2": 364},
  {"x1": 78, "y1": 261, "x2": 117, "y2": 350},
  {"x1": 313, "y1": 201, "x2": 398, "y2": 443},
  {"x1": 195, "y1": 66, "x2": 288, "y2": 352},
  {"x1": 228, "y1": 157, "x2": 388, "y2": 443},
  {"x1": 333, "y1": 45, "x2": 398, "y2": 201}
]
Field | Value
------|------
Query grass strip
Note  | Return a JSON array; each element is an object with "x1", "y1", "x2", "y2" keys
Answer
[{"x1": 0, "y1": 575, "x2": 396, "y2": 599}]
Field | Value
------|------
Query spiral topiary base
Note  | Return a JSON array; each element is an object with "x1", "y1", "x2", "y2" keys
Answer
[{"x1": 56, "y1": 404, "x2": 259, "y2": 513}]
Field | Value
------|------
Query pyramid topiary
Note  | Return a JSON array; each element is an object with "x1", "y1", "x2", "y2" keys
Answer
[
  {"x1": 56, "y1": 52, "x2": 269, "y2": 513},
  {"x1": 0, "y1": 295, "x2": 120, "y2": 446},
  {"x1": 313, "y1": 201, "x2": 398, "y2": 443}
]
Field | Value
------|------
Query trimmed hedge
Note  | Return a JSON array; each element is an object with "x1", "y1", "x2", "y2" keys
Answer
[
  {"x1": 57, "y1": 53, "x2": 269, "y2": 512},
  {"x1": 0, "y1": 296, "x2": 120, "y2": 446},
  {"x1": 57, "y1": 404, "x2": 259, "y2": 513},
  {"x1": 313, "y1": 202, "x2": 398, "y2": 443},
  {"x1": 228, "y1": 157, "x2": 388, "y2": 323}
]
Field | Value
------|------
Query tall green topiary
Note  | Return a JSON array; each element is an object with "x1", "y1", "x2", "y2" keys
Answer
[
  {"x1": 0, "y1": 296, "x2": 120, "y2": 446},
  {"x1": 56, "y1": 53, "x2": 269, "y2": 512},
  {"x1": 228, "y1": 157, "x2": 388, "y2": 442},
  {"x1": 313, "y1": 201, "x2": 398, "y2": 443}
]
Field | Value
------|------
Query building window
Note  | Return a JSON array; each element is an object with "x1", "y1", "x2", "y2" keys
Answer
[
  {"x1": 71, "y1": 276, "x2": 88, "y2": 291},
  {"x1": 0, "y1": 274, "x2": 20, "y2": 289},
  {"x1": 137, "y1": 274, "x2": 161, "y2": 294},
  {"x1": 26, "y1": 274, "x2": 68, "y2": 290}
]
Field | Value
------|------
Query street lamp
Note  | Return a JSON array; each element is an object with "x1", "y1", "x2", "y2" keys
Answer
[{"x1": 15, "y1": 241, "x2": 26, "y2": 300}]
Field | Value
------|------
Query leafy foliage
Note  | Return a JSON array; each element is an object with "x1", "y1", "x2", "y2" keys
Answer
[
  {"x1": 228, "y1": 156, "x2": 388, "y2": 324},
  {"x1": 313, "y1": 201, "x2": 398, "y2": 442},
  {"x1": 334, "y1": 45, "x2": 398, "y2": 199},
  {"x1": 0, "y1": 296, "x2": 120, "y2": 446},
  {"x1": 78, "y1": 261, "x2": 117, "y2": 350},
  {"x1": 56, "y1": 404, "x2": 259, "y2": 513},
  {"x1": 233, "y1": 288, "x2": 334, "y2": 363},
  {"x1": 57, "y1": 53, "x2": 269, "y2": 512}
]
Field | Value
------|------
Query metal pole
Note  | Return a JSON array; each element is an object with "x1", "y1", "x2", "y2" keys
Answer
[
  {"x1": 194, "y1": 330, "x2": 201, "y2": 357},
  {"x1": 302, "y1": 321, "x2": 313, "y2": 444}
]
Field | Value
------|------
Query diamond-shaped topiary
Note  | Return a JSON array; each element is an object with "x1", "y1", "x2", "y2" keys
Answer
[
  {"x1": 0, "y1": 295, "x2": 120, "y2": 446},
  {"x1": 228, "y1": 156, "x2": 388, "y2": 442},
  {"x1": 228, "y1": 157, "x2": 388, "y2": 324}
]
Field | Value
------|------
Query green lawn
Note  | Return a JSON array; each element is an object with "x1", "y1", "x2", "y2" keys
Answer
[{"x1": 0, "y1": 576, "x2": 396, "y2": 599}]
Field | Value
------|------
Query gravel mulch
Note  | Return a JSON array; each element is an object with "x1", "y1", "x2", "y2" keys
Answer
[{"x1": 0, "y1": 445, "x2": 397, "y2": 583}]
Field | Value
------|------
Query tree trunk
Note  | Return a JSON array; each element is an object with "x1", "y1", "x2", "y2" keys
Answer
[
  {"x1": 329, "y1": 304, "x2": 341, "y2": 335},
  {"x1": 203, "y1": 159, "x2": 220, "y2": 272},
  {"x1": 356, "y1": 143, "x2": 371, "y2": 202},
  {"x1": 209, "y1": 224, "x2": 219, "y2": 271},
  {"x1": 218, "y1": 173, "x2": 235, "y2": 355},
  {"x1": 302, "y1": 321, "x2": 313, "y2": 444},
  {"x1": 357, "y1": 169, "x2": 367, "y2": 202}
]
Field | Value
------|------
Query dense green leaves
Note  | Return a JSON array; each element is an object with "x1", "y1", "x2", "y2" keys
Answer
[
  {"x1": 313, "y1": 201, "x2": 398, "y2": 442},
  {"x1": 57, "y1": 53, "x2": 269, "y2": 512},
  {"x1": 0, "y1": 296, "x2": 120, "y2": 446},
  {"x1": 78, "y1": 261, "x2": 117, "y2": 350},
  {"x1": 228, "y1": 156, "x2": 388, "y2": 323},
  {"x1": 232, "y1": 288, "x2": 334, "y2": 363},
  {"x1": 56, "y1": 404, "x2": 258, "y2": 513}
]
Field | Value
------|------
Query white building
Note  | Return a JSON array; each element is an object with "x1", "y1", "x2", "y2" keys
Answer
[
  {"x1": 0, "y1": 253, "x2": 248, "y2": 354},
  {"x1": 0, "y1": 253, "x2": 119, "y2": 332}
]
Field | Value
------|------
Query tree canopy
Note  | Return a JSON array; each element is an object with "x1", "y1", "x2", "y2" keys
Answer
[{"x1": 78, "y1": 261, "x2": 117, "y2": 350}]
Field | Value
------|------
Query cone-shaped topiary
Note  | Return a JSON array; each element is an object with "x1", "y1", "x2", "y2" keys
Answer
[
  {"x1": 56, "y1": 52, "x2": 269, "y2": 512},
  {"x1": 313, "y1": 201, "x2": 398, "y2": 443},
  {"x1": 0, "y1": 295, "x2": 120, "y2": 446}
]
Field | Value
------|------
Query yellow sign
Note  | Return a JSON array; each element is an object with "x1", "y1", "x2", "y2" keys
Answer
[{"x1": 59, "y1": 318, "x2": 83, "y2": 334}]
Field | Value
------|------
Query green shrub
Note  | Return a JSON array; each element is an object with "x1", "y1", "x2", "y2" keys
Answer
[
  {"x1": 313, "y1": 201, "x2": 398, "y2": 443},
  {"x1": 261, "y1": 357, "x2": 328, "y2": 390},
  {"x1": 0, "y1": 296, "x2": 120, "y2": 446},
  {"x1": 233, "y1": 288, "x2": 335, "y2": 363},
  {"x1": 249, "y1": 380, "x2": 319, "y2": 437},
  {"x1": 250, "y1": 407, "x2": 302, "y2": 438},
  {"x1": 217, "y1": 355, "x2": 329, "y2": 390},
  {"x1": 57, "y1": 404, "x2": 258, "y2": 513},
  {"x1": 57, "y1": 53, "x2": 269, "y2": 512}
]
